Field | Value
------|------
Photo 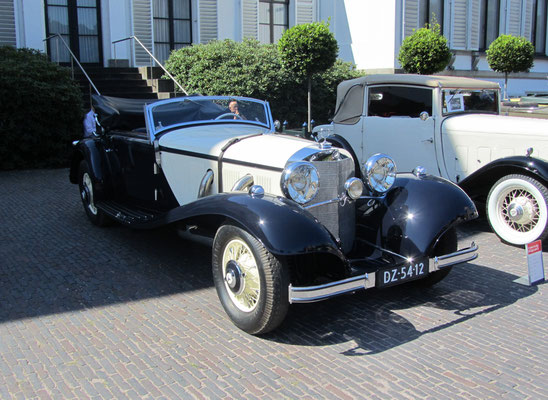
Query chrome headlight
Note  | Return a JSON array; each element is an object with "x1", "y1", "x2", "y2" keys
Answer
[
  {"x1": 281, "y1": 162, "x2": 320, "y2": 204},
  {"x1": 362, "y1": 153, "x2": 396, "y2": 194},
  {"x1": 345, "y1": 177, "x2": 364, "y2": 200}
]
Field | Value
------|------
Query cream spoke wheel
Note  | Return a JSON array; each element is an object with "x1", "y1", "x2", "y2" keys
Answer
[
  {"x1": 222, "y1": 239, "x2": 261, "y2": 312},
  {"x1": 82, "y1": 172, "x2": 98, "y2": 215},
  {"x1": 212, "y1": 224, "x2": 289, "y2": 335}
]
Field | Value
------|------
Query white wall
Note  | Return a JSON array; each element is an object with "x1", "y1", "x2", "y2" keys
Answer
[
  {"x1": 320, "y1": 0, "x2": 397, "y2": 71},
  {"x1": 218, "y1": 0, "x2": 241, "y2": 41},
  {"x1": 16, "y1": 0, "x2": 46, "y2": 51},
  {"x1": 103, "y1": 0, "x2": 133, "y2": 64}
]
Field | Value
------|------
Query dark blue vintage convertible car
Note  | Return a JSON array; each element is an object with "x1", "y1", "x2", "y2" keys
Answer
[{"x1": 70, "y1": 94, "x2": 478, "y2": 334}]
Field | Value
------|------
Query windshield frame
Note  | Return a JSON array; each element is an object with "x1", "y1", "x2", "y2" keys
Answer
[
  {"x1": 441, "y1": 88, "x2": 500, "y2": 116},
  {"x1": 145, "y1": 96, "x2": 274, "y2": 140}
]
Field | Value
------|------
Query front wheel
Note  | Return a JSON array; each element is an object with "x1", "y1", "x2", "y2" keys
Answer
[
  {"x1": 487, "y1": 174, "x2": 548, "y2": 245},
  {"x1": 212, "y1": 224, "x2": 289, "y2": 335}
]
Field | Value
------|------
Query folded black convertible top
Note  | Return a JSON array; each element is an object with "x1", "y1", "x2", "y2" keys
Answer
[{"x1": 91, "y1": 95, "x2": 159, "y2": 131}]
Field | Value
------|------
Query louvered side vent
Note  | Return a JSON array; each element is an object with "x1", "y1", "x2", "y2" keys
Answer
[
  {"x1": 200, "y1": 0, "x2": 218, "y2": 43},
  {"x1": 0, "y1": 0, "x2": 16, "y2": 46},
  {"x1": 295, "y1": 0, "x2": 315, "y2": 25},
  {"x1": 242, "y1": 0, "x2": 258, "y2": 39},
  {"x1": 133, "y1": 0, "x2": 154, "y2": 66},
  {"x1": 403, "y1": 0, "x2": 420, "y2": 38},
  {"x1": 451, "y1": 0, "x2": 467, "y2": 50}
]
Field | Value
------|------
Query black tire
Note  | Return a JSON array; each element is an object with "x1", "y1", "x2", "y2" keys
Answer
[
  {"x1": 487, "y1": 174, "x2": 548, "y2": 246},
  {"x1": 78, "y1": 160, "x2": 110, "y2": 227},
  {"x1": 415, "y1": 228, "x2": 457, "y2": 287},
  {"x1": 212, "y1": 224, "x2": 289, "y2": 335}
]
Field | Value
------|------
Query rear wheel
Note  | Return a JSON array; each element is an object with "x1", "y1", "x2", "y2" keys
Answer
[
  {"x1": 212, "y1": 224, "x2": 289, "y2": 335},
  {"x1": 78, "y1": 160, "x2": 109, "y2": 227},
  {"x1": 487, "y1": 174, "x2": 548, "y2": 245}
]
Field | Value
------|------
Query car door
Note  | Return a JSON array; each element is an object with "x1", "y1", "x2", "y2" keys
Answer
[
  {"x1": 109, "y1": 131, "x2": 158, "y2": 206},
  {"x1": 362, "y1": 85, "x2": 441, "y2": 175}
]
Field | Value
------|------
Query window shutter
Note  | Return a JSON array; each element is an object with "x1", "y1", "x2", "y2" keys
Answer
[
  {"x1": 468, "y1": 0, "x2": 480, "y2": 50},
  {"x1": 295, "y1": 0, "x2": 315, "y2": 25},
  {"x1": 451, "y1": 0, "x2": 468, "y2": 49},
  {"x1": 403, "y1": 0, "x2": 420, "y2": 38},
  {"x1": 521, "y1": 0, "x2": 533, "y2": 40},
  {"x1": 199, "y1": 0, "x2": 218, "y2": 43},
  {"x1": 133, "y1": 0, "x2": 154, "y2": 66},
  {"x1": 242, "y1": 0, "x2": 258, "y2": 39},
  {"x1": 0, "y1": 0, "x2": 16, "y2": 46},
  {"x1": 506, "y1": 0, "x2": 522, "y2": 36}
]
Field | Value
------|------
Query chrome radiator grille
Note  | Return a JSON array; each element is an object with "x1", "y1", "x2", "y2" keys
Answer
[{"x1": 308, "y1": 157, "x2": 355, "y2": 253}]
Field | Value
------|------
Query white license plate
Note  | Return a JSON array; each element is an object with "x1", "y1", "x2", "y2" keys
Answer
[{"x1": 377, "y1": 259, "x2": 428, "y2": 287}]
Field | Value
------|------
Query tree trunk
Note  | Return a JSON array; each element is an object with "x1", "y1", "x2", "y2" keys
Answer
[
  {"x1": 504, "y1": 72, "x2": 508, "y2": 100},
  {"x1": 307, "y1": 77, "x2": 311, "y2": 133}
]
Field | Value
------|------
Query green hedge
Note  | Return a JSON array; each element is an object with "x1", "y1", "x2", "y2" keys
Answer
[
  {"x1": 0, "y1": 46, "x2": 83, "y2": 170},
  {"x1": 164, "y1": 39, "x2": 362, "y2": 127}
]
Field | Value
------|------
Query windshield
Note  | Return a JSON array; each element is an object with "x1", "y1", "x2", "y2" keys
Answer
[
  {"x1": 147, "y1": 96, "x2": 271, "y2": 136},
  {"x1": 442, "y1": 89, "x2": 499, "y2": 115}
]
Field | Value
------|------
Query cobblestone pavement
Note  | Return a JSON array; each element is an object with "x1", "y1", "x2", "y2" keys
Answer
[{"x1": 1, "y1": 168, "x2": 547, "y2": 399}]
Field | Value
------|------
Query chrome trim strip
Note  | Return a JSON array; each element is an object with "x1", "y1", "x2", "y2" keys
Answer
[
  {"x1": 431, "y1": 242, "x2": 478, "y2": 271},
  {"x1": 231, "y1": 174, "x2": 254, "y2": 191},
  {"x1": 288, "y1": 242, "x2": 478, "y2": 304}
]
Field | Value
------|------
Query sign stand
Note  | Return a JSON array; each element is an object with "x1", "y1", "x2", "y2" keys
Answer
[{"x1": 514, "y1": 240, "x2": 545, "y2": 286}]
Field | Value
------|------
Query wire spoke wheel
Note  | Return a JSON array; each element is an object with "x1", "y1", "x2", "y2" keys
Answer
[
  {"x1": 487, "y1": 174, "x2": 548, "y2": 245},
  {"x1": 212, "y1": 224, "x2": 289, "y2": 335}
]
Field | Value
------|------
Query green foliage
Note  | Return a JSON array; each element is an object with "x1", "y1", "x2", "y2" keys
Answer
[
  {"x1": 278, "y1": 21, "x2": 339, "y2": 79},
  {"x1": 165, "y1": 39, "x2": 361, "y2": 126},
  {"x1": 486, "y1": 35, "x2": 534, "y2": 74},
  {"x1": 398, "y1": 24, "x2": 451, "y2": 74},
  {"x1": 0, "y1": 46, "x2": 83, "y2": 170}
]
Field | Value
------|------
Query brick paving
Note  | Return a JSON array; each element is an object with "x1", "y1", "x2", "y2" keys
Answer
[{"x1": 1, "y1": 168, "x2": 547, "y2": 399}]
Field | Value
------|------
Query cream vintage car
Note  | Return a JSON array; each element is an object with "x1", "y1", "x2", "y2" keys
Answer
[
  {"x1": 70, "y1": 94, "x2": 478, "y2": 334},
  {"x1": 315, "y1": 74, "x2": 548, "y2": 246}
]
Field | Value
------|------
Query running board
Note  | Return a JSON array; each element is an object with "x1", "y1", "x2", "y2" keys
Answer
[{"x1": 97, "y1": 201, "x2": 163, "y2": 226}]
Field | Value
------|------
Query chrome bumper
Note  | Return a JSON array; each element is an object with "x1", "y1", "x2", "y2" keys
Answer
[{"x1": 288, "y1": 242, "x2": 478, "y2": 304}]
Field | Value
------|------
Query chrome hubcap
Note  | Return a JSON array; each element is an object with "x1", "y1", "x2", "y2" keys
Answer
[
  {"x1": 501, "y1": 190, "x2": 538, "y2": 232},
  {"x1": 222, "y1": 239, "x2": 260, "y2": 312}
]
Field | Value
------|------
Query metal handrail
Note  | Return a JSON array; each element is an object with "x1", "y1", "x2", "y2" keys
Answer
[
  {"x1": 43, "y1": 34, "x2": 101, "y2": 96},
  {"x1": 112, "y1": 36, "x2": 188, "y2": 95}
]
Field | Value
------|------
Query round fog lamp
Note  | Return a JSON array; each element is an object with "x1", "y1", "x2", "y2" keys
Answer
[
  {"x1": 345, "y1": 177, "x2": 364, "y2": 200},
  {"x1": 363, "y1": 154, "x2": 397, "y2": 194}
]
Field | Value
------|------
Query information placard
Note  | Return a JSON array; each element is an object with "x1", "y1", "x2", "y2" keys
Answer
[{"x1": 526, "y1": 240, "x2": 545, "y2": 285}]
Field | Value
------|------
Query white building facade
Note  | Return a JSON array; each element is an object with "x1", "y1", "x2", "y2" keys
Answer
[{"x1": 2, "y1": 0, "x2": 547, "y2": 96}]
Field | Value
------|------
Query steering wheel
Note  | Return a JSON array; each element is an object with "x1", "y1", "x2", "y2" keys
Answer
[{"x1": 215, "y1": 113, "x2": 242, "y2": 120}]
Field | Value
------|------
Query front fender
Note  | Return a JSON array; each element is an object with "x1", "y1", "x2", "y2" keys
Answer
[
  {"x1": 459, "y1": 156, "x2": 548, "y2": 199},
  {"x1": 356, "y1": 173, "x2": 478, "y2": 258},
  {"x1": 162, "y1": 192, "x2": 344, "y2": 259}
]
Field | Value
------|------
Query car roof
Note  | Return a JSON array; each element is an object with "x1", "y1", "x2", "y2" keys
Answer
[{"x1": 339, "y1": 74, "x2": 501, "y2": 91}]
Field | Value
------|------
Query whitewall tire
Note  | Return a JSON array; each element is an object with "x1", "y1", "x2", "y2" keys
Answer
[{"x1": 487, "y1": 174, "x2": 548, "y2": 245}]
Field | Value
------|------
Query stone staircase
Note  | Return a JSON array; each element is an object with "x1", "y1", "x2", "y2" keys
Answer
[{"x1": 74, "y1": 65, "x2": 180, "y2": 109}]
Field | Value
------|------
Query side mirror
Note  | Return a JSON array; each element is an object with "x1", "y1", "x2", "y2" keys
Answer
[{"x1": 274, "y1": 120, "x2": 281, "y2": 132}]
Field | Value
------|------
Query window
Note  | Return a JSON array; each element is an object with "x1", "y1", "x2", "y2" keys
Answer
[
  {"x1": 534, "y1": 0, "x2": 547, "y2": 54},
  {"x1": 259, "y1": 0, "x2": 289, "y2": 43},
  {"x1": 153, "y1": 0, "x2": 192, "y2": 64},
  {"x1": 368, "y1": 87, "x2": 433, "y2": 118}
]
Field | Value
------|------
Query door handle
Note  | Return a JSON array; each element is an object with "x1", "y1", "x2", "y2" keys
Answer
[{"x1": 422, "y1": 138, "x2": 434, "y2": 144}]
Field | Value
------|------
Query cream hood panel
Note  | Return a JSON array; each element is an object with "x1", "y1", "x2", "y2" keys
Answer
[{"x1": 442, "y1": 114, "x2": 548, "y2": 160}]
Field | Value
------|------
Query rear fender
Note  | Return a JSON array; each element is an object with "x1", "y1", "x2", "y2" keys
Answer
[
  {"x1": 356, "y1": 173, "x2": 478, "y2": 258},
  {"x1": 70, "y1": 139, "x2": 108, "y2": 184},
  {"x1": 459, "y1": 156, "x2": 548, "y2": 199}
]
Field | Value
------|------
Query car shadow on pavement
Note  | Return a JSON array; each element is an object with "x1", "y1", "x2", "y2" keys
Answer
[{"x1": 266, "y1": 261, "x2": 539, "y2": 354}]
